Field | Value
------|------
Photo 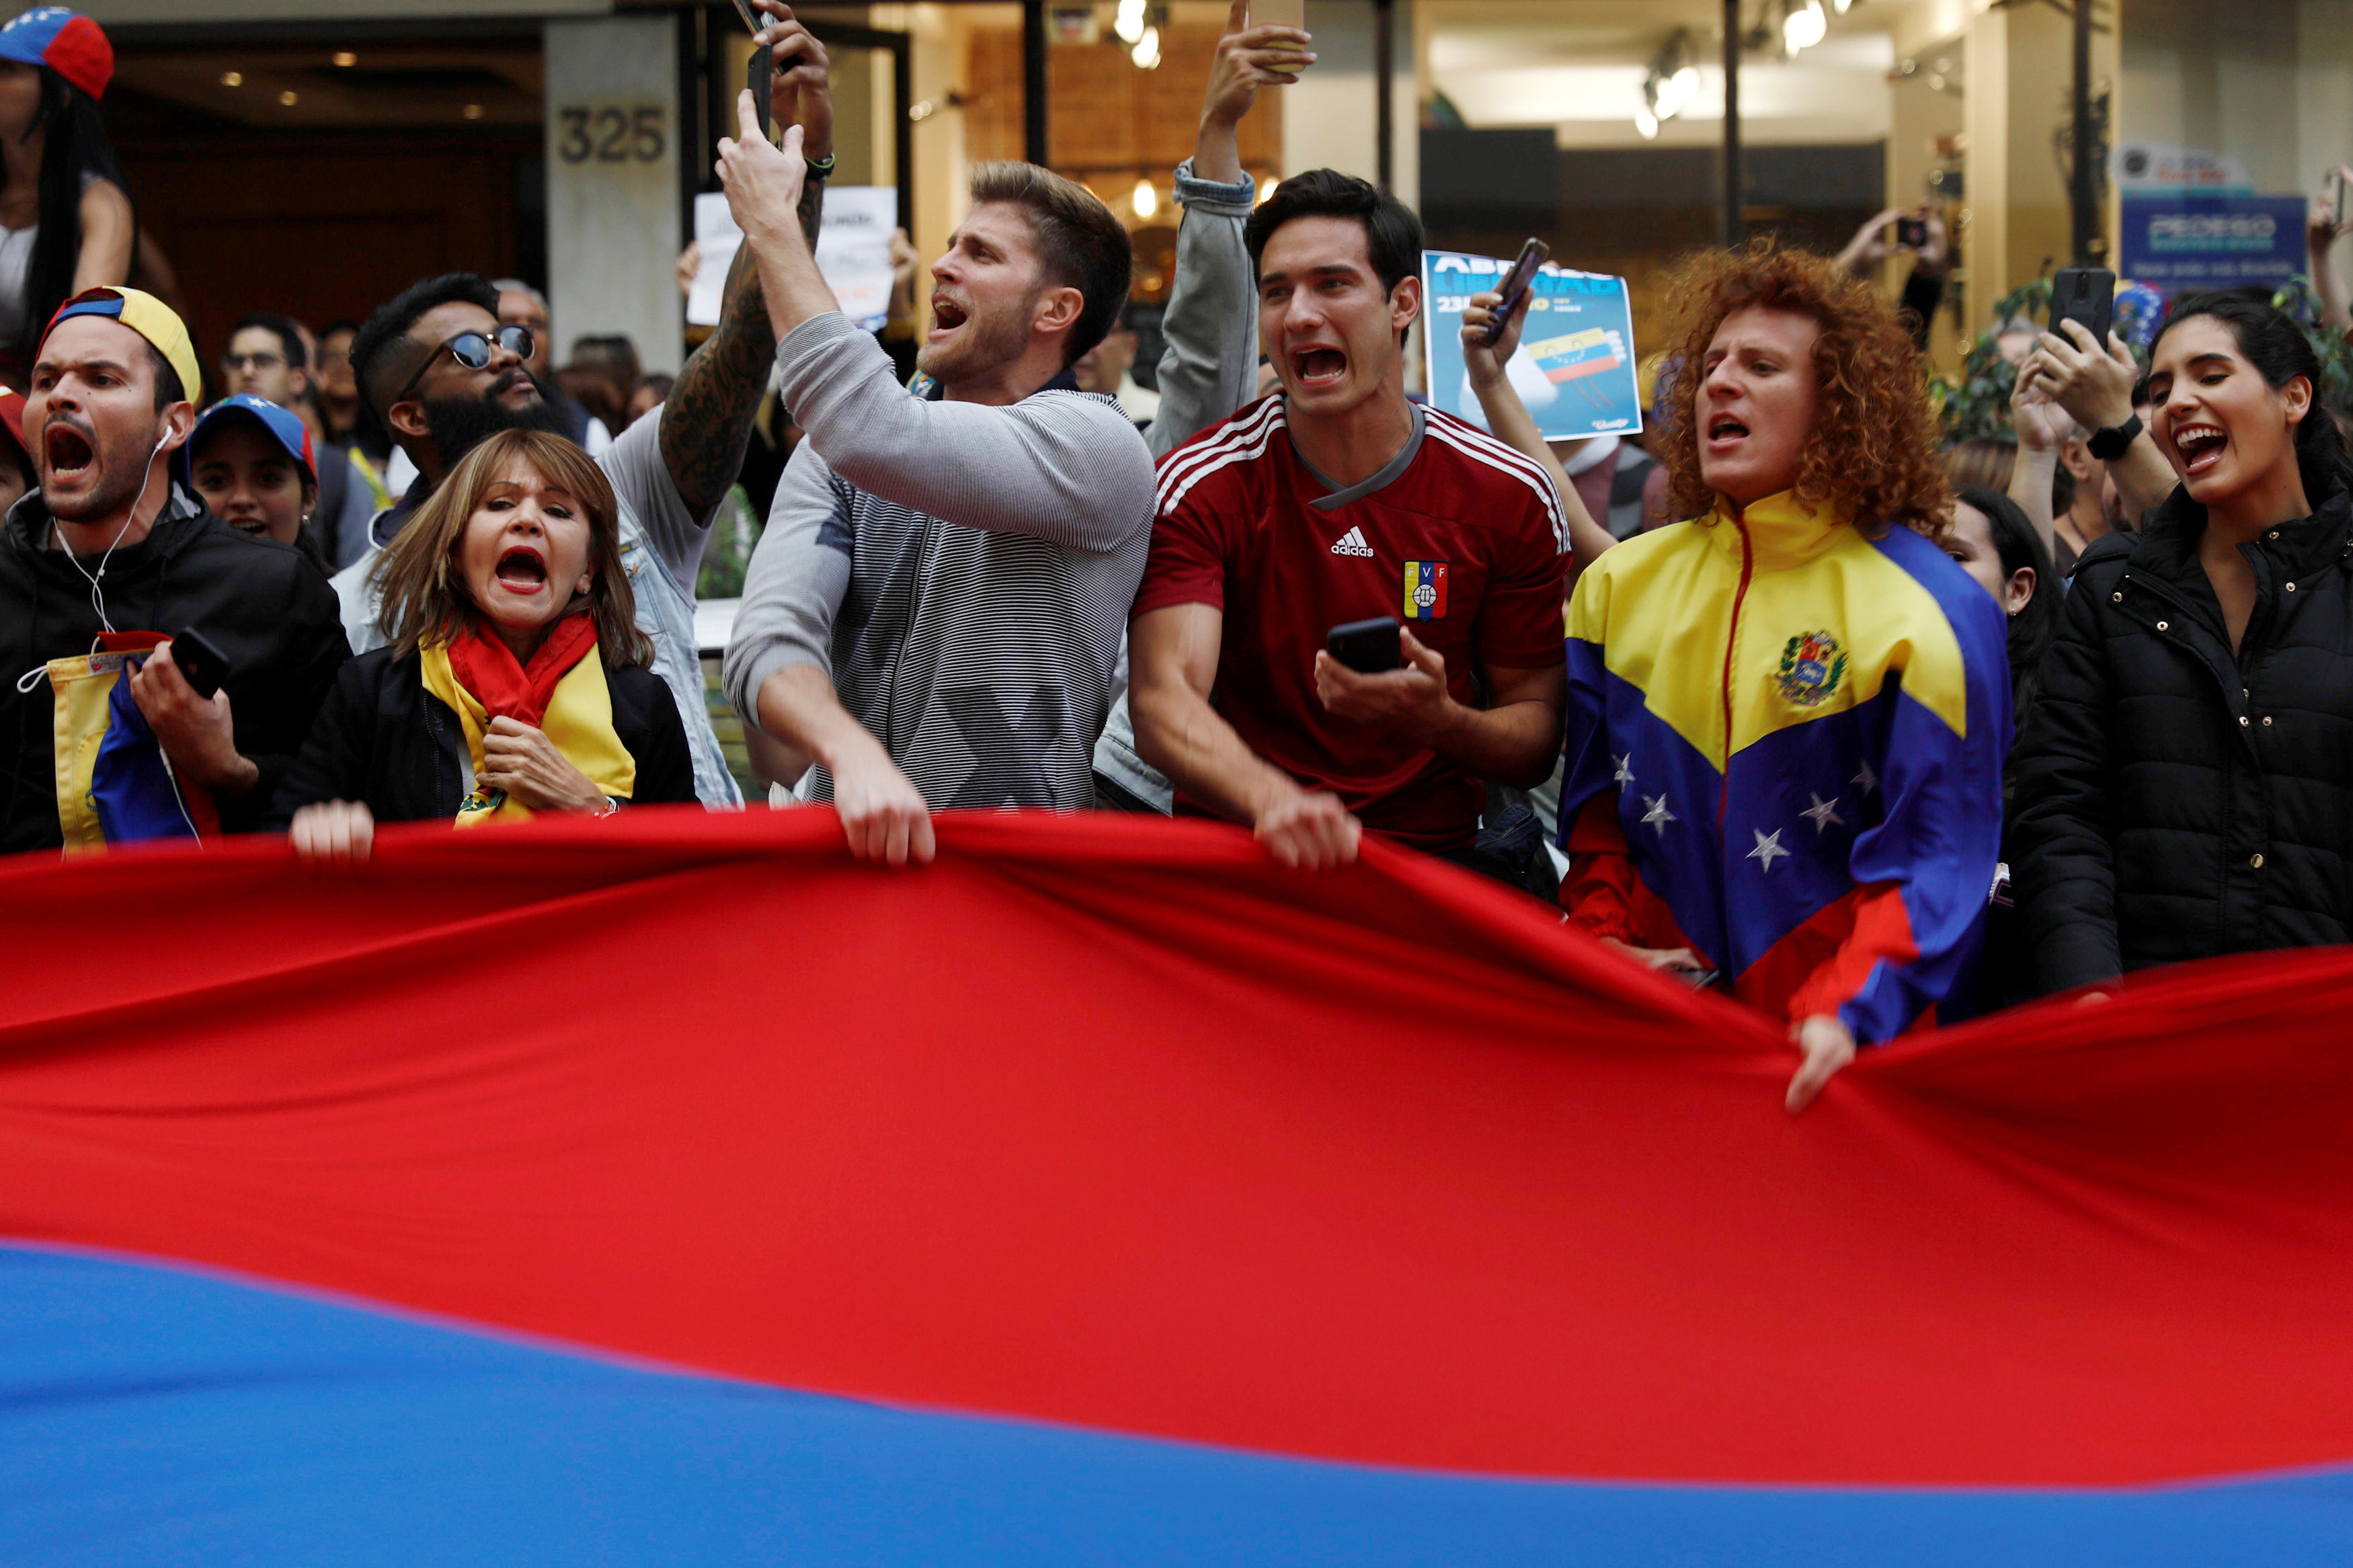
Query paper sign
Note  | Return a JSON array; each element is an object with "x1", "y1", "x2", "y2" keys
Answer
[
  {"x1": 1419, "y1": 249, "x2": 1642, "y2": 442},
  {"x1": 686, "y1": 185, "x2": 900, "y2": 331}
]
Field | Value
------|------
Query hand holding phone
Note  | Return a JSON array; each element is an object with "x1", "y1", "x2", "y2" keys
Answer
[
  {"x1": 1326, "y1": 616, "x2": 1402, "y2": 674},
  {"x1": 1894, "y1": 215, "x2": 1928, "y2": 249},
  {"x1": 748, "y1": 42, "x2": 774, "y2": 141},
  {"x1": 168, "y1": 628, "x2": 233, "y2": 702},
  {"x1": 2050, "y1": 267, "x2": 2116, "y2": 351},
  {"x1": 1483, "y1": 239, "x2": 1550, "y2": 345}
]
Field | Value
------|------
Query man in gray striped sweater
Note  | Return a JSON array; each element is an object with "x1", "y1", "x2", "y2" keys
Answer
[{"x1": 717, "y1": 92, "x2": 1155, "y2": 865}]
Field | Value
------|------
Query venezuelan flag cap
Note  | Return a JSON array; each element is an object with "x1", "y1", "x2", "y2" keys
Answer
[
  {"x1": 0, "y1": 8, "x2": 112, "y2": 101},
  {"x1": 186, "y1": 394, "x2": 317, "y2": 487},
  {"x1": 43, "y1": 287, "x2": 202, "y2": 411}
]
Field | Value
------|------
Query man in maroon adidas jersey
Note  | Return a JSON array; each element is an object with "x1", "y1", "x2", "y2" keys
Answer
[{"x1": 1127, "y1": 170, "x2": 1569, "y2": 872}]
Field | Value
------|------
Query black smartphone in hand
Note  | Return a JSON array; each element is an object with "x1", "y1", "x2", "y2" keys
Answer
[
  {"x1": 2050, "y1": 267, "x2": 2115, "y2": 349},
  {"x1": 1483, "y1": 239, "x2": 1550, "y2": 345},
  {"x1": 170, "y1": 628, "x2": 233, "y2": 702},
  {"x1": 1895, "y1": 215, "x2": 1928, "y2": 249},
  {"x1": 748, "y1": 41, "x2": 774, "y2": 141},
  {"x1": 1326, "y1": 616, "x2": 1402, "y2": 674}
]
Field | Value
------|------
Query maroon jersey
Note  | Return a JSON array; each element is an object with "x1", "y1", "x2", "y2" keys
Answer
[{"x1": 1134, "y1": 396, "x2": 1569, "y2": 851}]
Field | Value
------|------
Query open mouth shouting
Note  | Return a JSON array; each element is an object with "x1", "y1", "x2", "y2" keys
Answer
[
  {"x1": 491, "y1": 543, "x2": 549, "y2": 597},
  {"x1": 1705, "y1": 413, "x2": 1751, "y2": 452},
  {"x1": 43, "y1": 419, "x2": 95, "y2": 485},
  {"x1": 2173, "y1": 421, "x2": 2229, "y2": 477},
  {"x1": 1287, "y1": 345, "x2": 1349, "y2": 395},
  {"x1": 928, "y1": 294, "x2": 969, "y2": 339}
]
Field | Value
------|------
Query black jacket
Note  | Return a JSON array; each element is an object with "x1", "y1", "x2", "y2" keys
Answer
[
  {"x1": 2010, "y1": 482, "x2": 2353, "y2": 992},
  {"x1": 271, "y1": 645, "x2": 697, "y2": 825},
  {"x1": 0, "y1": 485, "x2": 350, "y2": 855}
]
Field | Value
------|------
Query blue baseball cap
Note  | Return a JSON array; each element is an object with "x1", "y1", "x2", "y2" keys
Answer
[
  {"x1": 0, "y1": 9, "x2": 112, "y2": 101},
  {"x1": 183, "y1": 394, "x2": 317, "y2": 489}
]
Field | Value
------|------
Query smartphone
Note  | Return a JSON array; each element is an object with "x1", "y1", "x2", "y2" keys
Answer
[
  {"x1": 1326, "y1": 616, "x2": 1402, "y2": 675},
  {"x1": 2050, "y1": 267, "x2": 2115, "y2": 349},
  {"x1": 1483, "y1": 238, "x2": 1551, "y2": 345},
  {"x1": 748, "y1": 41, "x2": 773, "y2": 141},
  {"x1": 2333, "y1": 167, "x2": 2350, "y2": 227},
  {"x1": 169, "y1": 628, "x2": 233, "y2": 702},
  {"x1": 1895, "y1": 215, "x2": 1928, "y2": 248}
]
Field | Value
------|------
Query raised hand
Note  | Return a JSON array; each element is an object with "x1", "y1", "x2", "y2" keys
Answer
[
  {"x1": 1460, "y1": 287, "x2": 1531, "y2": 390},
  {"x1": 1195, "y1": 0, "x2": 1314, "y2": 184},
  {"x1": 748, "y1": 0, "x2": 834, "y2": 161},
  {"x1": 716, "y1": 88, "x2": 809, "y2": 251}
]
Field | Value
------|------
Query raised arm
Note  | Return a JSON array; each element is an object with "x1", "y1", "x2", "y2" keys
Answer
[
  {"x1": 658, "y1": 1, "x2": 832, "y2": 522},
  {"x1": 1148, "y1": 1, "x2": 1312, "y2": 458},
  {"x1": 2028, "y1": 320, "x2": 2176, "y2": 526},
  {"x1": 2308, "y1": 171, "x2": 2353, "y2": 334},
  {"x1": 715, "y1": 97, "x2": 1154, "y2": 552},
  {"x1": 1459, "y1": 286, "x2": 1613, "y2": 570}
]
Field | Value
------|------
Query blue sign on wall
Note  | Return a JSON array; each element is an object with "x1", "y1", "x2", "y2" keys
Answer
[{"x1": 2118, "y1": 196, "x2": 2307, "y2": 286}]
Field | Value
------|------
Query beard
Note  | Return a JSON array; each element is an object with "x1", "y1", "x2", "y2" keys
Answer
[
  {"x1": 914, "y1": 290, "x2": 1039, "y2": 386},
  {"x1": 422, "y1": 373, "x2": 573, "y2": 473},
  {"x1": 40, "y1": 417, "x2": 157, "y2": 525}
]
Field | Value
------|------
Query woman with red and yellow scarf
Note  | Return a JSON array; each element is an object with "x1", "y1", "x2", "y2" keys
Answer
[{"x1": 276, "y1": 428, "x2": 696, "y2": 862}]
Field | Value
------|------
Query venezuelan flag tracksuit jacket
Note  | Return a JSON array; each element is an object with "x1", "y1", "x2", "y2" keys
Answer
[{"x1": 1557, "y1": 492, "x2": 2011, "y2": 1042}]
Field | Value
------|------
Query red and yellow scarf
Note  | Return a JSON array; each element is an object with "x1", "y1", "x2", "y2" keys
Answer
[{"x1": 419, "y1": 615, "x2": 635, "y2": 827}]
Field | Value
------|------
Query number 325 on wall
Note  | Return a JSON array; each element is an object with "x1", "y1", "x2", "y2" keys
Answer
[{"x1": 556, "y1": 106, "x2": 667, "y2": 165}]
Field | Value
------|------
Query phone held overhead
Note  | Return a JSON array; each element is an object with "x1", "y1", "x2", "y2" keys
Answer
[{"x1": 1482, "y1": 239, "x2": 1550, "y2": 345}]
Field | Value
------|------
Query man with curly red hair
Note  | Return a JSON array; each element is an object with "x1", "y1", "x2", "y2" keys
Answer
[{"x1": 1557, "y1": 241, "x2": 2010, "y2": 1112}]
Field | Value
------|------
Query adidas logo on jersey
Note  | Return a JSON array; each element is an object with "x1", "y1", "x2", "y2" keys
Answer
[{"x1": 1329, "y1": 526, "x2": 1375, "y2": 558}]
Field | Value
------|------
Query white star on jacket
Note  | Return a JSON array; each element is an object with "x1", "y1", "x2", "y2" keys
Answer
[
  {"x1": 1640, "y1": 794, "x2": 1677, "y2": 835},
  {"x1": 1747, "y1": 827, "x2": 1790, "y2": 872},
  {"x1": 1800, "y1": 792, "x2": 1845, "y2": 833},
  {"x1": 1613, "y1": 753, "x2": 1635, "y2": 787},
  {"x1": 1852, "y1": 760, "x2": 1878, "y2": 796}
]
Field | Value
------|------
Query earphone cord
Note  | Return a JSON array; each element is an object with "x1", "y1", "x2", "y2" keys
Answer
[{"x1": 52, "y1": 436, "x2": 171, "y2": 641}]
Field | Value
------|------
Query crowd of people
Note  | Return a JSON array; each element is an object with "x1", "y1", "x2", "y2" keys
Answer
[{"x1": 4, "y1": 3, "x2": 2350, "y2": 1111}]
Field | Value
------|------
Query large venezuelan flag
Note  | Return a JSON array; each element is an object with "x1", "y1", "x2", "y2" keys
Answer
[{"x1": 3, "y1": 809, "x2": 2350, "y2": 1564}]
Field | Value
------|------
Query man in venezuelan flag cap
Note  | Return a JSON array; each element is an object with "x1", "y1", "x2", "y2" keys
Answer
[
  {"x1": 1557, "y1": 243, "x2": 2009, "y2": 1113},
  {"x1": 0, "y1": 286, "x2": 348, "y2": 854}
]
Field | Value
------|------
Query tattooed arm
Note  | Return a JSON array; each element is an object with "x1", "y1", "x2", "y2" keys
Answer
[{"x1": 655, "y1": 0, "x2": 832, "y2": 524}]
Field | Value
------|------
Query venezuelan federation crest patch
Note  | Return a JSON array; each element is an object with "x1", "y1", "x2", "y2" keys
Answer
[
  {"x1": 1403, "y1": 561, "x2": 1448, "y2": 621},
  {"x1": 1776, "y1": 630, "x2": 1847, "y2": 707}
]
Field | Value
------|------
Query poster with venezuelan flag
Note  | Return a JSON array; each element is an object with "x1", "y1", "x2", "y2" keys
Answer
[{"x1": 1420, "y1": 249, "x2": 1642, "y2": 443}]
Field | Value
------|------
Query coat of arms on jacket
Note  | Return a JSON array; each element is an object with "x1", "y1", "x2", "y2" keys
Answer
[{"x1": 1776, "y1": 630, "x2": 1848, "y2": 707}]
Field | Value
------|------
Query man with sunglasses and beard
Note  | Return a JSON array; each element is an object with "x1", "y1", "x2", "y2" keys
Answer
[{"x1": 328, "y1": 1, "x2": 837, "y2": 810}]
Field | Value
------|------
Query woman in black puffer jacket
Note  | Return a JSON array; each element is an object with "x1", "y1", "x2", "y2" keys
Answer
[{"x1": 2011, "y1": 292, "x2": 2353, "y2": 995}]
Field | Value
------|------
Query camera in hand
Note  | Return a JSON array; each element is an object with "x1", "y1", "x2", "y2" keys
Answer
[
  {"x1": 1894, "y1": 215, "x2": 1928, "y2": 249},
  {"x1": 1326, "y1": 616, "x2": 1402, "y2": 675}
]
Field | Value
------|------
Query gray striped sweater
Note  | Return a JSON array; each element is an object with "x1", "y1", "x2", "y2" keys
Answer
[{"x1": 721, "y1": 313, "x2": 1156, "y2": 809}]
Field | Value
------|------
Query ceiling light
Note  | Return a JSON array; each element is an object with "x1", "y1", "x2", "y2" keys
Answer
[
  {"x1": 1131, "y1": 178, "x2": 1158, "y2": 219},
  {"x1": 1832, "y1": 0, "x2": 1851, "y2": 11},
  {"x1": 1113, "y1": 0, "x2": 1146, "y2": 46},
  {"x1": 219, "y1": 70, "x2": 243, "y2": 87},
  {"x1": 331, "y1": 51, "x2": 358, "y2": 68},
  {"x1": 1784, "y1": 0, "x2": 1826, "y2": 52},
  {"x1": 1634, "y1": 104, "x2": 1659, "y2": 140},
  {"x1": 278, "y1": 89, "x2": 299, "y2": 106},
  {"x1": 1670, "y1": 64, "x2": 1699, "y2": 101},
  {"x1": 1131, "y1": 25, "x2": 1160, "y2": 70},
  {"x1": 1259, "y1": 176, "x2": 1277, "y2": 204}
]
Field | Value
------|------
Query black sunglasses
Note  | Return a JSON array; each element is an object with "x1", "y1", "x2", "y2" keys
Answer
[{"x1": 393, "y1": 325, "x2": 535, "y2": 402}]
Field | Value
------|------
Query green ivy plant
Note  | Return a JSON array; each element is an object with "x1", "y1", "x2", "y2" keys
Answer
[{"x1": 2269, "y1": 275, "x2": 2353, "y2": 417}]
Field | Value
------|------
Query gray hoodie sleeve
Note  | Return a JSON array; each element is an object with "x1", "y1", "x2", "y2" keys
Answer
[
  {"x1": 770, "y1": 313, "x2": 1155, "y2": 554},
  {"x1": 720, "y1": 438, "x2": 853, "y2": 729},
  {"x1": 1146, "y1": 160, "x2": 1261, "y2": 461}
]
